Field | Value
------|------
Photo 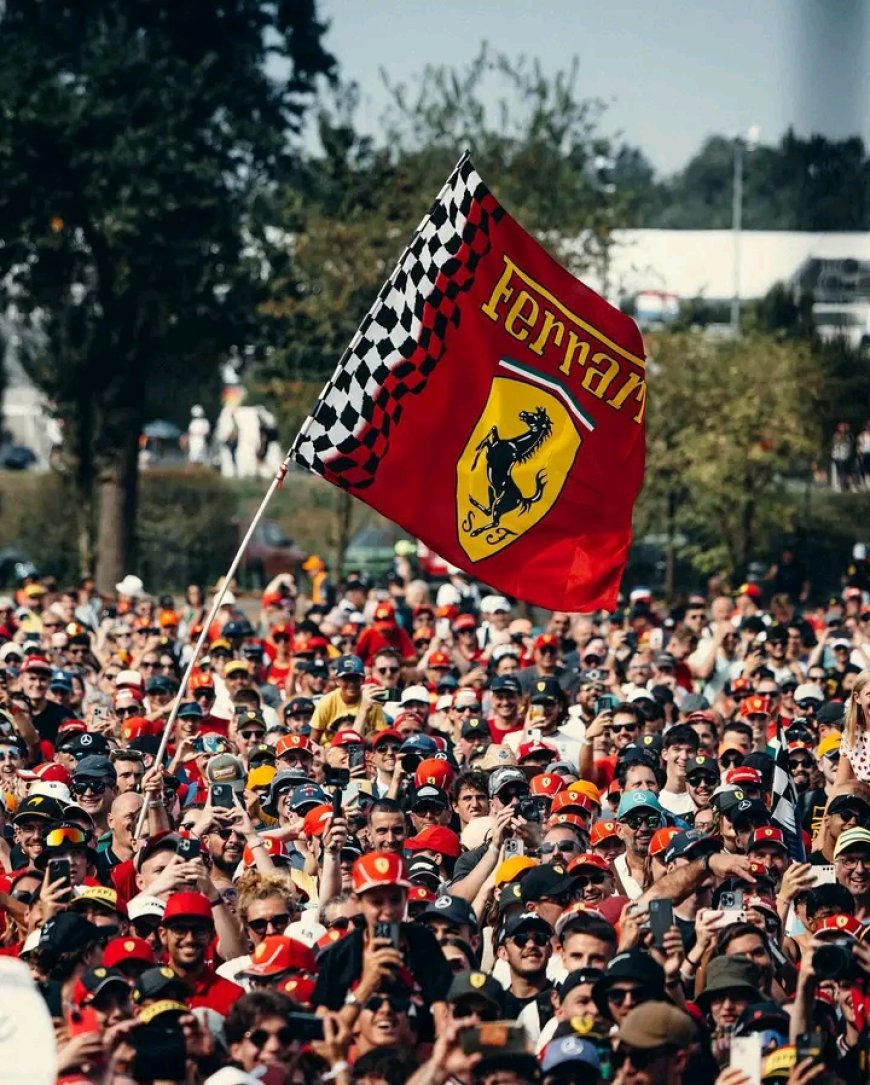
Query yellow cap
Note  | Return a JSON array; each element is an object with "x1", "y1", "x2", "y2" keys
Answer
[
  {"x1": 137, "y1": 1000, "x2": 188, "y2": 1024},
  {"x1": 495, "y1": 855, "x2": 537, "y2": 885},
  {"x1": 762, "y1": 1045, "x2": 796, "y2": 1078},
  {"x1": 816, "y1": 732, "x2": 842, "y2": 758},
  {"x1": 567, "y1": 779, "x2": 602, "y2": 804},
  {"x1": 246, "y1": 765, "x2": 276, "y2": 790}
]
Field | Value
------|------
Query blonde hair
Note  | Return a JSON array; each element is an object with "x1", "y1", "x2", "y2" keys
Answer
[
  {"x1": 845, "y1": 669, "x2": 870, "y2": 747},
  {"x1": 236, "y1": 870, "x2": 298, "y2": 924}
]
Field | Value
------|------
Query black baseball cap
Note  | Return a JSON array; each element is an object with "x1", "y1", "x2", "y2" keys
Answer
[
  {"x1": 490, "y1": 674, "x2": 522, "y2": 695},
  {"x1": 460, "y1": 718, "x2": 491, "y2": 741},
  {"x1": 64, "y1": 733, "x2": 111, "y2": 759},
  {"x1": 521, "y1": 864, "x2": 578, "y2": 903},
  {"x1": 284, "y1": 697, "x2": 315, "y2": 716},
  {"x1": 419, "y1": 893, "x2": 478, "y2": 931},
  {"x1": 499, "y1": 911, "x2": 553, "y2": 944},
  {"x1": 446, "y1": 969, "x2": 505, "y2": 1011},
  {"x1": 132, "y1": 966, "x2": 190, "y2": 1005}
]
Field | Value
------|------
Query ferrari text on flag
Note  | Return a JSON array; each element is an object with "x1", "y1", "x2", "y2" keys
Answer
[{"x1": 291, "y1": 154, "x2": 646, "y2": 610}]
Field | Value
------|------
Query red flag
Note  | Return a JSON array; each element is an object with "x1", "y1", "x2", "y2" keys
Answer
[{"x1": 292, "y1": 154, "x2": 646, "y2": 611}]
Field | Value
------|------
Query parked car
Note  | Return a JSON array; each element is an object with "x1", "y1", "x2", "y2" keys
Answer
[{"x1": 236, "y1": 518, "x2": 306, "y2": 589}]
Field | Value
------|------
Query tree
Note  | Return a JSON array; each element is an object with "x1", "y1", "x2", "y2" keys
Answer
[
  {"x1": 640, "y1": 331, "x2": 821, "y2": 580},
  {"x1": 0, "y1": 1, "x2": 334, "y2": 588}
]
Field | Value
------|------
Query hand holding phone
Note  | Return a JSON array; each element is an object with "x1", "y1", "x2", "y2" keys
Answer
[
  {"x1": 730, "y1": 1033, "x2": 762, "y2": 1085},
  {"x1": 648, "y1": 898, "x2": 674, "y2": 949}
]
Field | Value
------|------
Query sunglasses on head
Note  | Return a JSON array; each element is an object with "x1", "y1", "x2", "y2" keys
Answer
[
  {"x1": 246, "y1": 913, "x2": 291, "y2": 935},
  {"x1": 623, "y1": 813, "x2": 661, "y2": 831},
  {"x1": 246, "y1": 1026, "x2": 294, "y2": 1049},
  {"x1": 511, "y1": 930, "x2": 549, "y2": 948}
]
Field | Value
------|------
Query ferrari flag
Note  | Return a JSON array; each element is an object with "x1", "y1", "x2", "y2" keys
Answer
[{"x1": 291, "y1": 154, "x2": 646, "y2": 611}]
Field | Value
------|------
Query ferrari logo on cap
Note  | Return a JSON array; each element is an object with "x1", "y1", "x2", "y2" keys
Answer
[
  {"x1": 160, "y1": 967, "x2": 175, "y2": 979},
  {"x1": 426, "y1": 776, "x2": 436, "y2": 785},
  {"x1": 470, "y1": 972, "x2": 486, "y2": 989},
  {"x1": 124, "y1": 941, "x2": 136, "y2": 952},
  {"x1": 95, "y1": 968, "x2": 106, "y2": 977},
  {"x1": 285, "y1": 980, "x2": 297, "y2": 991},
  {"x1": 734, "y1": 790, "x2": 745, "y2": 801},
  {"x1": 763, "y1": 828, "x2": 774, "y2": 837},
  {"x1": 542, "y1": 776, "x2": 551, "y2": 787},
  {"x1": 837, "y1": 915, "x2": 847, "y2": 927},
  {"x1": 254, "y1": 944, "x2": 266, "y2": 960},
  {"x1": 553, "y1": 865, "x2": 565, "y2": 875},
  {"x1": 374, "y1": 857, "x2": 390, "y2": 875},
  {"x1": 537, "y1": 682, "x2": 546, "y2": 692}
]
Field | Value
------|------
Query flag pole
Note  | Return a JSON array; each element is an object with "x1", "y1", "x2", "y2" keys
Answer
[{"x1": 133, "y1": 450, "x2": 293, "y2": 841}]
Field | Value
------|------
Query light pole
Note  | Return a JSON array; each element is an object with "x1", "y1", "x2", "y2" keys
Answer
[{"x1": 731, "y1": 125, "x2": 760, "y2": 336}]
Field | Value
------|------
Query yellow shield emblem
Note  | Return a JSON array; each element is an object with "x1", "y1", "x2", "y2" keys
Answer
[
  {"x1": 457, "y1": 372, "x2": 585, "y2": 562},
  {"x1": 470, "y1": 972, "x2": 486, "y2": 989}
]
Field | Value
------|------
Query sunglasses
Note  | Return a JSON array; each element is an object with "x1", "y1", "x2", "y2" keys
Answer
[
  {"x1": 325, "y1": 916, "x2": 351, "y2": 931},
  {"x1": 687, "y1": 773, "x2": 718, "y2": 787},
  {"x1": 511, "y1": 931, "x2": 549, "y2": 948},
  {"x1": 246, "y1": 1027, "x2": 294, "y2": 1049},
  {"x1": 115, "y1": 706, "x2": 140, "y2": 718},
  {"x1": 452, "y1": 1000, "x2": 500, "y2": 1020},
  {"x1": 365, "y1": 994, "x2": 412, "y2": 1013},
  {"x1": 608, "y1": 987, "x2": 646, "y2": 1005},
  {"x1": 246, "y1": 913, "x2": 291, "y2": 936},
  {"x1": 241, "y1": 730, "x2": 265, "y2": 741},
  {"x1": 795, "y1": 699, "x2": 822, "y2": 711},
  {"x1": 413, "y1": 803, "x2": 446, "y2": 816},
  {"x1": 613, "y1": 1044, "x2": 672, "y2": 1068},
  {"x1": 71, "y1": 779, "x2": 109, "y2": 796},
  {"x1": 44, "y1": 825, "x2": 88, "y2": 848},
  {"x1": 376, "y1": 743, "x2": 400, "y2": 754},
  {"x1": 376, "y1": 666, "x2": 400, "y2": 675},
  {"x1": 454, "y1": 704, "x2": 480, "y2": 714},
  {"x1": 0, "y1": 749, "x2": 21, "y2": 760},
  {"x1": 132, "y1": 917, "x2": 161, "y2": 937},
  {"x1": 720, "y1": 754, "x2": 743, "y2": 768},
  {"x1": 194, "y1": 690, "x2": 215, "y2": 700},
  {"x1": 538, "y1": 840, "x2": 579, "y2": 856},
  {"x1": 573, "y1": 872, "x2": 608, "y2": 888},
  {"x1": 789, "y1": 759, "x2": 813, "y2": 770},
  {"x1": 610, "y1": 723, "x2": 638, "y2": 734},
  {"x1": 623, "y1": 814, "x2": 661, "y2": 831}
]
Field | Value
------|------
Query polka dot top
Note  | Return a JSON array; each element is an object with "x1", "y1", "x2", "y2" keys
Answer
[{"x1": 841, "y1": 730, "x2": 870, "y2": 782}]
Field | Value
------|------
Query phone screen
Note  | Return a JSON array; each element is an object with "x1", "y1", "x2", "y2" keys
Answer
[{"x1": 730, "y1": 1034, "x2": 761, "y2": 1085}]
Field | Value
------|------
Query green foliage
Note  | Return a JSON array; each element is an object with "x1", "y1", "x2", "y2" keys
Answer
[
  {"x1": 0, "y1": 0, "x2": 334, "y2": 581},
  {"x1": 640, "y1": 331, "x2": 821, "y2": 578}
]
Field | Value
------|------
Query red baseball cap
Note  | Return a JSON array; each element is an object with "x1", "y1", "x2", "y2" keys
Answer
[
  {"x1": 276, "y1": 974, "x2": 317, "y2": 1005},
  {"x1": 534, "y1": 633, "x2": 560, "y2": 650},
  {"x1": 815, "y1": 914, "x2": 862, "y2": 940},
  {"x1": 550, "y1": 791, "x2": 595, "y2": 819},
  {"x1": 162, "y1": 892, "x2": 213, "y2": 925},
  {"x1": 748, "y1": 826, "x2": 787, "y2": 852},
  {"x1": 531, "y1": 773, "x2": 566, "y2": 797},
  {"x1": 122, "y1": 716, "x2": 162, "y2": 741},
  {"x1": 408, "y1": 885, "x2": 436, "y2": 904},
  {"x1": 567, "y1": 853, "x2": 611, "y2": 875},
  {"x1": 189, "y1": 672, "x2": 215, "y2": 692},
  {"x1": 414, "y1": 758, "x2": 454, "y2": 789},
  {"x1": 103, "y1": 936, "x2": 156, "y2": 969},
  {"x1": 548, "y1": 812, "x2": 589, "y2": 833},
  {"x1": 302, "y1": 804, "x2": 333, "y2": 838},
  {"x1": 453, "y1": 614, "x2": 477, "y2": 632},
  {"x1": 20, "y1": 655, "x2": 52, "y2": 674},
  {"x1": 517, "y1": 739, "x2": 559, "y2": 762},
  {"x1": 739, "y1": 695, "x2": 773, "y2": 718},
  {"x1": 331, "y1": 729, "x2": 364, "y2": 747},
  {"x1": 275, "y1": 734, "x2": 314, "y2": 757},
  {"x1": 18, "y1": 762, "x2": 71, "y2": 785},
  {"x1": 427, "y1": 651, "x2": 452, "y2": 669},
  {"x1": 725, "y1": 766, "x2": 762, "y2": 786},
  {"x1": 352, "y1": 851, "x2": 411, "y2": 894},
  {"x1": 589, "y1": 819, "x2": 620, "y2": 846},
  {"x1": 649, "y1": 826, "x2": 681, "y2": 858},
  {"x1": 405, "y1": 825, "x2": 461, "y2": 859},
  {"x1": 242, "y1": 833, "x2": 288, "y2": 868},
  {"x1": 241, "y1": 935, "x2": 316, "y2": 977},
  {"x1": 369, "y1": 728, "x2": 402, "y2": 749}
]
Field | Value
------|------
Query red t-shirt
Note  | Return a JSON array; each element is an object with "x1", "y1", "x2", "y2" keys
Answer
[
  {"x1": 185, "y1": 968, "x2": 244, "y2": 1015},
  {"x1": 487, "y1": 717, "x2": 523, "y2": 744}
]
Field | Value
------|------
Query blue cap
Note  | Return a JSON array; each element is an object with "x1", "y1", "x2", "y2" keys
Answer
[
  {"x1": 540, "y1": 1036, "x2": 600, "y2": 1074},
  {"x1": 399, "y1": 734, "x2": 438, "y2": 755},
  {"x1": 616, "y1": 789, "x2": 665, "y2": 821},
  {"x1": 334, "y1": 654, "x2": 364, "y2": 678},
  {"x1": 177, "y1": 701, "x2": 203, "y2": 720},
  {"x1": 289, "y1": 783, "x2": 328, "y2": 811}
]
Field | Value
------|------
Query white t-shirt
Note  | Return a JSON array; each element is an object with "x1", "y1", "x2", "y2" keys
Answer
[{"x1": 658, "y1": 789, "x2": 695, "y2": 817}]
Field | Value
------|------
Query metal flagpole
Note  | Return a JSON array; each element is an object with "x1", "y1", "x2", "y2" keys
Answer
[{"x1": 133, "y1": 450, "x2": 293, "y2": 841}]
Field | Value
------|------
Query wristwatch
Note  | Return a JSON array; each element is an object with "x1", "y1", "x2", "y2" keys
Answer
[{"x1": 344, "y1": 991, "x2": 360, "y2": 1007}]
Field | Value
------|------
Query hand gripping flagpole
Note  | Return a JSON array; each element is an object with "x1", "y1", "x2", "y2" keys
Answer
[{"x1": 133, "y1": 450, "x2": 293, "y2": 842}]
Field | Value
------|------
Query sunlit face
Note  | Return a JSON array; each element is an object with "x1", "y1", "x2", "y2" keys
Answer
[{"x1": 359, "y1": 885, "x2": 406, "y2": 930}]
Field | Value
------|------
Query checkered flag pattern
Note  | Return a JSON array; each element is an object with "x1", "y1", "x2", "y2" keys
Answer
[
  {"x1": 291, "y1": 152, "x2": 504, "y2": 490},
  {"x1": 770, "y1": 719, "x2": 806, "y2": 861}
]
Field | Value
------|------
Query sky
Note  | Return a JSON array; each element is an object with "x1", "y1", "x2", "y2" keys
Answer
[{"x1": 315, "y1": 0, "x2": 870, "y2": 175}]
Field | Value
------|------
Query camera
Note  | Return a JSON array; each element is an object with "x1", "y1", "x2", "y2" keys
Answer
[
  {"x1": 812, "y1": 940, "x2": 857, "y2": 983},
  {"x1": 516, "y1": 795, "x2": 541, "y2": 822},
  {"x1": 401, "y1": 752, "x2": 422, "y2": 774}
]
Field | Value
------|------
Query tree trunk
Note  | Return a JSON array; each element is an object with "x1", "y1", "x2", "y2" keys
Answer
[
  {"x1": 333, "y1": 489, "x2": 353, "y2": 576},
  {"x1": 94, "y1": 434, "x2": 139, "y2": 593}
]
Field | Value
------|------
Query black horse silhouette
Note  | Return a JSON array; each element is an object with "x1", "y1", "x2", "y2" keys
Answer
[{"x1": 467, "y1": 406, "x2": 553, "y2": 538}]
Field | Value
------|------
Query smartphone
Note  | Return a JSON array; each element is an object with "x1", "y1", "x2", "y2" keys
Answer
[
  {"x1": 595, "y1": 693, "x2": 620, "y2": 715},
  {"x1": 504, "y1": 838, "x2": 524, "y2": 857},
  {"x1": 324, "y1": 766, "x2": 350, "y2": 789},
  {"x1": 210, "y1": 783, "x2": 235, "y2": 809},
  {"x1": 460, "y1": 1022, "x2": 527, "y2": 1056},
  {"x1": 720, "y1": 889, "x2": 745, "y2": 927},
  {"x1": 796, "y1": 1032, "x2": 824, "y2": 1065},
  {"x1": 810, "y1": 865, "x2": 836, "y2": 887},
  {"x1": 287, "y1": 1011, "x2": 325, "y2": 1043},
  {"x1": 648, "y1": 898, "x2": 674, "y2": 949},
  {"x1": 47, "y1": 858, "x2": 71, "y2": 895},
  {"x1": 373, "y1": 920, "x2": 401, "y2": 949},
  {"x1": 130, "y1": 1024, "x2": 187, "y2": 1083},
  {"x1": 347, "y1": 745, "x2": 366, "y2": 772},
  {"x1": 730, "y1": 1033, "x2": 762, "y2": 1085},
  {"x1": 332, "y1": 782, "x2": 343, "y2": 821},
  {"x1": 177, "y1": 837, "x2": 200, "y2": 861}
]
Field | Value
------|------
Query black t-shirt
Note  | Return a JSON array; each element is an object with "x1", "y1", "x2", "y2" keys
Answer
[
  {"x1": 33, "y1": 701, "x2": 68, "y2": 745},
  {"x1": 503, "y1": 984, "x2": 553, "y2": 1024},
  {"x1": 312, "y1": 922, "x2": 453, "y2": 1012}
]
